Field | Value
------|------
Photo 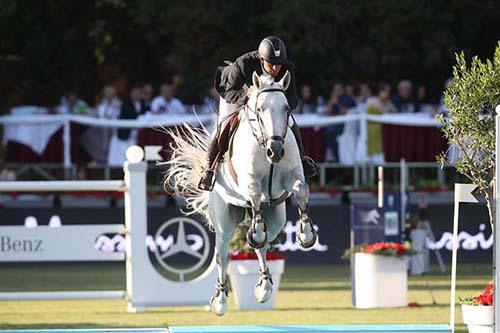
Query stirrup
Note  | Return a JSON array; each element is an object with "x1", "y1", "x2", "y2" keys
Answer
[{"x1": 197, "y1": 170, "x2": 216, "y2": 191}]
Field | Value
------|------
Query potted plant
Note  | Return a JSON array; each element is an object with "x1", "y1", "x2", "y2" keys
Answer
[
  {"x1": 461, "y1": 282, "x2": 493, "y2": 333},
  {"x1": 227, "y1": 222, "x2": 286, "y2": 310},
  {"x1": 343, "y1": 242, "x2": 414, "y2": 308}
]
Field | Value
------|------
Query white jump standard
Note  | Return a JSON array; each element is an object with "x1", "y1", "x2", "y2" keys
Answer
[{"x1": 0, "y1": 146, "x2": 218, "y2": 311}]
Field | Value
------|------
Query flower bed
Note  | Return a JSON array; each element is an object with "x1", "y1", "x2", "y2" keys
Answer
[
  {"x1": 343, "y1": 241, "x2": 414, "y2": 259},
  {"x1": 230, "y1": 251, "x2": 286, "y2": 261}
]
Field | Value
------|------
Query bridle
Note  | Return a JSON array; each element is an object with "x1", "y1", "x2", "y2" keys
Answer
[{"x1": 244, "y1": 86, "x2": 291, "y2": 149}]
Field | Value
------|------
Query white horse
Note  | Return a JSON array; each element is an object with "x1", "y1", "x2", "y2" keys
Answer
[{"x1": 164, "y1": 71, "x2": 316, "y2": 315}]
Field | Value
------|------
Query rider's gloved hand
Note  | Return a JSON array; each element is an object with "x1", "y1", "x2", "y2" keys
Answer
[{"x1": 246, "y1": 85, "x2": 256, "y2": 98}]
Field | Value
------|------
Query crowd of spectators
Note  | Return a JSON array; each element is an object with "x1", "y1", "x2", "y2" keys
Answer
[
  {"x1": 57, "y1": 82, "x2": 194, "y2": 118},
  {"x1": 3, "y1": 78, "x2": 449, "y2": 168},
  {"x1": 295, "y1": 79, "x2": 448, "y2": 162}
]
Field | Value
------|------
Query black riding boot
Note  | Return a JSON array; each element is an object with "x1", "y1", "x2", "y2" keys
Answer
[
  {"x1": 198, "y1": 135, "x2": 220, "y2": 191},
  {"x1": 291, "y1": 121, "x2": 319, "y2": 178}
]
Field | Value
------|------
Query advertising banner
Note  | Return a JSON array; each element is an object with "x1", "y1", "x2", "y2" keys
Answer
[{"x1": 0, "y1": 202, "x2": 491, "y2": 264}]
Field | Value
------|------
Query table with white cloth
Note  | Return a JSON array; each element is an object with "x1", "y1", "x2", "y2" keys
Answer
[{"x1": 2, "y1": 115, "x2": 66, "y2": 163}]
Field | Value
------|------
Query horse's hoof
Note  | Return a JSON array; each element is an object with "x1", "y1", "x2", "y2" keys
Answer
[
  {"x1": 246, "y1": 227, "x2": 267, "y2": 249},
  {"x1": 297, "y1": 221, "x2": 317, "y2": 249},
  {"x1": 254, "y1": 278, "x2": 273, "y2": 303},
  {"x1": 209, "y1": 296, "x2": 227, "y2": 316}
]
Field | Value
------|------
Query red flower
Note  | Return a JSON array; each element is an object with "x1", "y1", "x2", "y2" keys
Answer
[
  {"x1": 363, "y1": 242, "x2": 409, "y2": 256},
  {"x1": 474, "y1": 282, "x2": 493, "y2": 306}
]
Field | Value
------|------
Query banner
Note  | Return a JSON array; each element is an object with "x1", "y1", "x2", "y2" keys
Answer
[
  {"x1": 0, "y1": 202, "x2": 491, "y2": 264},
  {"x1": 0, "y1": 225, "x2": 124, "y2": 262}
]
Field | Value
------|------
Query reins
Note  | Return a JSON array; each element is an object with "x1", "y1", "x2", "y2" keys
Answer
[
  {"x1": 244, "y1": 87, "x2": 290, "y2": 150},
  {"x1": 243, "y1": 86, "x2": 291, "y2": 206}
]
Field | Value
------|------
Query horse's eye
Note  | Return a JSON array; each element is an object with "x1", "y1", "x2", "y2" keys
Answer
[{"x1": 257, "y1": 107, "x2": 262, "y2": 113}]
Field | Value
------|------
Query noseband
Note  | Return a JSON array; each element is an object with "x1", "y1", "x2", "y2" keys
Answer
[{"x1": 245, "y1": 87, "x2": 290, "y2": 149}]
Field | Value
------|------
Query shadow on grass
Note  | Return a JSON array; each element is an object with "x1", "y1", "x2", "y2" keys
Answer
[
  {"x1": 273, "y1": 303, "x2": 449, "y2": 312},
  {"x1": 0, "y1": 323, "x2": 163, "y2": 330},
  {"x1": 280, "y1": 283, "x2": 489, "y2": 292}
]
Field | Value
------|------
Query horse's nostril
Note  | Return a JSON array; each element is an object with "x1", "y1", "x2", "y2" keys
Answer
[{"x1": 267, "y1": 149, "x2": 273, "y2": 157}]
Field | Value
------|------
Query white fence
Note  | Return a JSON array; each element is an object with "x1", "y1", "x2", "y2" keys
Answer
[{"x1": 0, "y1": 111, "x2": 440, "y2": 169}]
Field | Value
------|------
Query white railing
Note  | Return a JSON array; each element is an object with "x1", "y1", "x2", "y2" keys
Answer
[
  {"x1": 0, "y1": 112, "x2": 441, "y2": 170},
  {"x1": 0, "y1": 180, "x2": 125, "y2": 192}
]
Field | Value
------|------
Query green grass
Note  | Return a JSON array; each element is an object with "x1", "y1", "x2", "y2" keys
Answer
[{"x1": 0, "y1": 263, "x2": 492, "y2": 332}]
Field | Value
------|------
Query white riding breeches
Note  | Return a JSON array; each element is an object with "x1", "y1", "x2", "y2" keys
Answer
[{"x1": 217, "y1": 98, "x2": 239, "y2": 127}]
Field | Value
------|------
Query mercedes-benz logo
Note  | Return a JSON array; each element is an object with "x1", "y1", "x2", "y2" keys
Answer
[{"x1": 153, "y1": 217, "x2": 210, "y2": 281}]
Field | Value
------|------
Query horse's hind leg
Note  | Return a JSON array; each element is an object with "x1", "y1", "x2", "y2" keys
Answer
[
  {"x1": 253, "y1": 204, "x2": 286, "y2": 303},
  {"x1": 208, "y1": 192, "x2": 242, "y2": 316},
  {"x1": 289, "y1": 177, "x2": 317, "y2": 248}
]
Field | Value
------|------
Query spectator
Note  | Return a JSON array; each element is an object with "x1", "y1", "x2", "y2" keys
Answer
[
  {"x1": 415, "y1": 84, "x2": 436, "y2": 114},
  {"x1": 118, "y1": 85, "x2": 146, "y2": 140},
  {"x1": 58, "y1": 91, "x2": 89, "y2": 114},
  {"x1": 82, "y1": 85, "x2": 121, "y2": 164},
  {"x1": 151, "y1": 83, "x2": 184, "y2": 114},
  {"x1": 296, "y1": 84, "x2": 315, "y2": 114},
  {"x1": 357, "y1": 83, "x2": 373, "y2": 104},
  {"x1": 365, "y1": 83, "x2": 397, "y2": 163},
  {"x1": 323, "y1": 83, "x2": 357, "y2": 162},
  {"x1": 392, "y1": 79, "x2": 416, "y2": 113},
  {"x1": 141, "y1": 83, "x2": 153, "y2": 112},
  {"x1": 325, "y1": 83, "x2": 357, "y2": 115},
  {"x1": 97, "y1": 85, "x2": 121, "y2": 119},
  {"x1": 345, "y1": 83, "x2": 355, "y2": 99}
]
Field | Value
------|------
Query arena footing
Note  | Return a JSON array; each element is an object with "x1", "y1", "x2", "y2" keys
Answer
[
  {"x1": 0, "y1": 325, "x2": 452, "y2": 333},
  {"x1": 169, "y1": 325, "x2": 452, "y2": 333},
  {"x1": 0, "y1": 328, "x2": 171, "y2": 333}
]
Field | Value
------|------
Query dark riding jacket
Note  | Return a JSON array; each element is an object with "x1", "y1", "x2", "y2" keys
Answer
[{"x1": 214, "y1": 51, "x2": 298, "y2": 109}]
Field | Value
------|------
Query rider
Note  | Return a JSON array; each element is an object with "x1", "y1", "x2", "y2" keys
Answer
[{"x1": 198, "y1": 36, "x2": 319, "y2": 191}]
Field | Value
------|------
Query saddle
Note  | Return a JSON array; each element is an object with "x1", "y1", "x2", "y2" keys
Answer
[
  {"x1": 211, "y1": 112, "x2": 240, "y2": 185},
  {"x1": 215, "y1": 107, "x2": 289, "y2": 207}
]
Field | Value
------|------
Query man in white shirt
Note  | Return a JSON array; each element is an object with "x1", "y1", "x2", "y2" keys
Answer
[
  {"x1": 97, "y1": 85, "x2": 121, "y2": 119},
  {"x1": 151, "y1": 83, "x2": 185, "y2": 114}
]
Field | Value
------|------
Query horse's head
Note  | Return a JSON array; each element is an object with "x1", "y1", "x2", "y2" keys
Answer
[{"x1": 248, "y1": 70, "x2": 291, "y2": 164}]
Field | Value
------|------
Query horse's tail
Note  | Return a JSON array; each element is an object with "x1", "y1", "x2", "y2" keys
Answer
[{"x1": 162, "y1": 125, "x2": 213, "y2": 229}]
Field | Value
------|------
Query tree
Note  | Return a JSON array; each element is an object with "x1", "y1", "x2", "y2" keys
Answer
[{"x1": 437, "y1": 41, "x2": 500, "y2": 228}]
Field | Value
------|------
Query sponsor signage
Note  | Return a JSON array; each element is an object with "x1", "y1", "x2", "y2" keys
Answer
[
  {"x1": 0, "y1": 203, "x2": 492, "y2": 264},
  {"x1": 0, "y1": 225, "x2": 124, "y2": 262}
]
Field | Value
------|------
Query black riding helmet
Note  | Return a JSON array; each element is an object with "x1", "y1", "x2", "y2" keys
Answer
[{"x1": 258, "y1": 36, "x2": 287, "y2": 65}]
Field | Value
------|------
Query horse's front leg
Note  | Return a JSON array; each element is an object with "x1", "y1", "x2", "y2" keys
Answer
[
  {"x1": 246, "y1": 180, "x2": 267, "y2": 249},
  {"x1": 209, "y1": 233, "x2": 231, "y2": 316},
  {"x1": 208, "y1": 193, "x2": 239, "y2": 316},
  {"x1": 254, "y1": 245, "x2": 273, "y2": 303},
  {"x1": 290, "y1": 177, "x2": 317, "y2": 248}
]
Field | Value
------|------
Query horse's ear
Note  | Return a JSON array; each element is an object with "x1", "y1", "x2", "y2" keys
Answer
[
  {"x1": 252, "y1": 71, "x2": 261, "y2": 89},
  {"x1": 279, "y1": 70, "x2": 291, "y2": 90}
]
